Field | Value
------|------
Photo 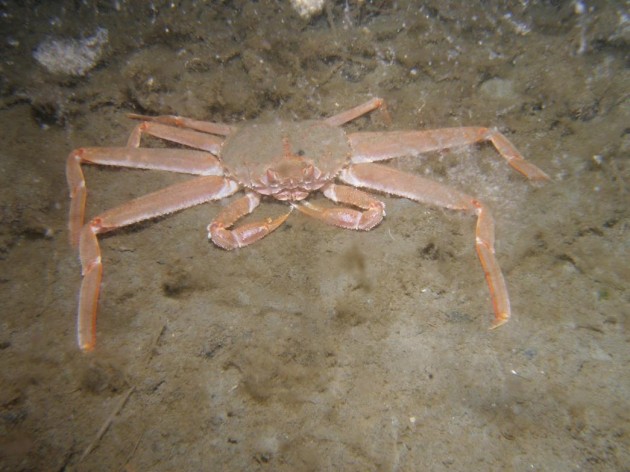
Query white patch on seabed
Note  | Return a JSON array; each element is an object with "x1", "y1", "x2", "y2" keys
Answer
[
  {"x1": 33, "y1": 27, "x2": 109, "y2": 76},
  {"x1": 290, "y1": 0, "x2": 325, "y2": 19}
]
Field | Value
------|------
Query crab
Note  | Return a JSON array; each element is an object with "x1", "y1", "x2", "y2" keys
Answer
[{"x1": 67, "y1": 98, "x2": 549, "y2": 352}]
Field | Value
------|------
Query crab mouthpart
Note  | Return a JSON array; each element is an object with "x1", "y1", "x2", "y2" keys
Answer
[{"x1": 252, "y1": 155, "x2": 325, "y2": 201}]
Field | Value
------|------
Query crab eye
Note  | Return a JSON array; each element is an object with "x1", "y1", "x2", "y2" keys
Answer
[
  {"x1": 296, "y1": 149, "x2": 305, "y2": 156},
  {"x1": 266, "y1": 169, "x2": 280, "y2": 183},
  {"x1": 302, "y1": 164, "x2": 315, "y2": 179}
]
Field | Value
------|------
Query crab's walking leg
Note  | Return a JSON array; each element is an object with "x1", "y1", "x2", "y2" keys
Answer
[
  {"x1": 323, "y1": 97, "x2": 391, "y2": 127},
  {"x1": 128, "y1": 113, "x2": 235, "y2": 136},
  {"x1": 67, "y1": 147, "x2": 224, "y2": 247},
  {"x1": 340, "y1": 163, "x2": 510, "y2": 329},
  {"x1": 348, "y1": 128, "x2": 550, "y2": 181},
  {"x1": 208, "y1": 193, "x2": 290, "y2": 250},
  {"x1": 125, "y1": 121, "x2": 224, "y2": 154},
  {"x1": 294, "y1": 184, "x2": 385, "y2": 230},
  {"x1": 77, "y1": 176, "x2": 238, "y2": 352}
]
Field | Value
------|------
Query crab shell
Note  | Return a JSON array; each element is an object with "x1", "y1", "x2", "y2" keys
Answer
[{"x1": 220, "y1": 120, "x2": 351, "y2": 201}]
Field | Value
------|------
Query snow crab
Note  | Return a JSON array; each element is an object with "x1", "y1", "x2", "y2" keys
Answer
[{"x1": 67, "y1": 98, "x2": 549, "y2": 351}]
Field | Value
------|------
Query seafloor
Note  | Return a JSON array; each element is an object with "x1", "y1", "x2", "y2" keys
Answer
[{"x1": 0, "y1": 1, "x2": 628, "y2": 470}]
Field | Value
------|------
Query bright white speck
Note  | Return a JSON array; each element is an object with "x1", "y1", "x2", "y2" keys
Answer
[{"x1": 575, "y1": 1, "x2": 586, "y2": 14}]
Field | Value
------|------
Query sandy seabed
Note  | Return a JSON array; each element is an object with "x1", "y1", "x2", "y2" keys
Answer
[{"x1": 0, "y1": 1, "x2": 628, "y2": 470}]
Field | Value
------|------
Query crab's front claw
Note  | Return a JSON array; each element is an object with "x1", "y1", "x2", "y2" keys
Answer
[{"x1": 208, "y1": 212, "x2": 290, "y2": 250}]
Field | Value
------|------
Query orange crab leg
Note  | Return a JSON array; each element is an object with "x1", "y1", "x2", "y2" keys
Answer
[
  {"x1": 340, "y1": 163, "x2": 510, "y2": 329},
  {"x1": 348, "y1": 127, "x2": 550, "y2": 181},
  {"x1": 66, "y1": 147, "x2": 223, "y2": 247},
  {"x1": 323, "y1": 97, "x2": 391, "y2": 127},
  {"x1": 128, "y1": 113, "x2": 235, "y2": 136},
  {"x1": 294, "y1": 183, "x2": 385, "y2": 230},
  {"x1": 208, "y1": 192, "x2": 290, "y2": 250},
  {"x1": 126, "y1": 121, "x2": 224, "y2": 153},
  {"x1": 76, "y1": 176, "x2": 238, "y2": 351}
]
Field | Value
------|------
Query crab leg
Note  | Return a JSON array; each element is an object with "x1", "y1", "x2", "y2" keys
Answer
[
  {"x1": 126, "y1": 121, "x2": 224, "y2": 154},
  {"x1": 67, "y1": 147, "x2": 223, "y2": 247},
  {"x1": 323, "y1": 97, "x2": 391, "y2": 127},
  {"x1": 340, "y1": 163, "x2": 510, "y2": 329},
  {"x1": 208, "y1": 193, "x2": 290, "y2": 250},
  {"x1": 294, "y1": 184, "x2": 385, "y2": 230},
  {"x1": 128, "y1": 113, "x2": 235, "y2": 136},
  {"x1": 348, "y1": 128, "x2": 550, "y2": 181},
  {"x1": 77, "y1": 176, "x2": 238, "y2": 352}
]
